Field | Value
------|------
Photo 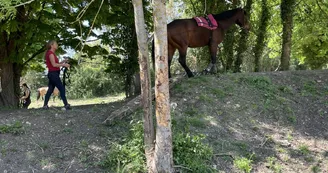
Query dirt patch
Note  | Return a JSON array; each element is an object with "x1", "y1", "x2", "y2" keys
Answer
[{"x1": 0, "y1": 100, "x2": 131, "y2": 173}]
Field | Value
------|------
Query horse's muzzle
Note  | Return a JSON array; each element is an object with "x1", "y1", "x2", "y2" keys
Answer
[{"x1": 243, "y1": 24, "x2": 251, "y2": 32}]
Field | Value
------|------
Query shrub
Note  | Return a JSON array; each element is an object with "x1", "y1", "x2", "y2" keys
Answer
[{"x1": 67, "y1": 66, "x2": 124, "y2": 99}]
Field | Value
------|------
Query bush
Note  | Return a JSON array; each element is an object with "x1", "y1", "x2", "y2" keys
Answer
[
  {"x1": 100, "y1": 121, "x2": 146, "y2": 173},
  {"x1": 101, "y1": 121, "x2": 214, "y2": 172},
  {"x1": 173, "y1": 133, "x2": 214, "y2": 172},
  {"x1": 67, "y1": 66, "x2": 124, "y2": 99}
]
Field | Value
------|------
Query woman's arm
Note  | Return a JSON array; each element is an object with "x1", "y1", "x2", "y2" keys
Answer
[
  {"x1": 49, "y1": 54, "x2": 70, "y2": 68},
  {"x1": 21, "y1": 89, "x2": 30, "y2": 100}
]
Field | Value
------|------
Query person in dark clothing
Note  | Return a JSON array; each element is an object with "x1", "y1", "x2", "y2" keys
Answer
[
  {"x1": 43, "y1": 40, "x2": 71, "y2": 110},
  {"x1": 20, "y1": 83, "x2": 31, "y2": 109}
]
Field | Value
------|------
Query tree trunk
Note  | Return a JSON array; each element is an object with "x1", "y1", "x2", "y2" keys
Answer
[
  {"x1": 0, "y1": 62, "x2": 19, "y2": 108},
  {"x1": 222, "y1": 0, "x2": 239, "y2": 72},
  {"x1": 134, "y1": 72, "x2": 141, "y2": 95},
  {"x1": 132, "y1": 0, "x2": 156, "y2": 172},
  {"x1": 223, "y1": 29, "x2": 236, "y2": 71},
  {"x1": 280, "y1": 0, "x2": 295, "y2": 71},
  {"x1": 254, "y1": 0, "x2": 270, "y2": 72},
  {"x1": 234, "y1": 0, "x2": 253, "y2": 73},
  {"x1": 153, "y1": 0, "x2": 174, "y2": 172}
]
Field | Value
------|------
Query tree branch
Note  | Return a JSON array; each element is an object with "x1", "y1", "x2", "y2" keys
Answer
[
  {"x1": 23, "y1": 47, "x2": 46, "y2": 65},
  {"x1": 0, "y1": 0, "x2": 35, "y2": 9}
]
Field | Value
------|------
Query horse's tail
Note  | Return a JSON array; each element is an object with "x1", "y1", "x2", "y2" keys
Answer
[
  {"x1": 151, "y1": 39, "x2": 155, "y2": 71},
  {"x1": 37, "y1": 89, "x2": 40, "y2": 101}
]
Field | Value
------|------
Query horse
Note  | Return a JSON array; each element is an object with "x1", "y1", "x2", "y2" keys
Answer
[
  {"x1": 152, "y1": 8, "x2": 250, "y2": 78},
  {"x1": 37, "y1": 87, "x2": 60, "y2": 102}
]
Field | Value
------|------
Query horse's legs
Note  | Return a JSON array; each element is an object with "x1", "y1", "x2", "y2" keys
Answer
[
  {"x1": 178, "y1": 48, "x2": 194, "y2": 77},
  {"x1": 168, "y1": 44, "x2": 176, "y2": 78},
  {"x1": 206, "y1": 44, "x2": 218, "y2": 74}
]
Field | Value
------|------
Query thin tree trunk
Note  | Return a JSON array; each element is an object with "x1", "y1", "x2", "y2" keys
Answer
[
  {"x1": 254, "y1": 0, "x2": 270, "y2": 72},
  {"x1": 153, "y1": 0, "x2": 174, "y2": 172},
  {"x1": 132, "y1": 0, "x2": 156, "y2": 172},
  {"x1": 280, "y1": 0, "x2": 295, "y2": 71},
  {"x1": 234, "y1": 0, "x2": 253, "y2": 73}
]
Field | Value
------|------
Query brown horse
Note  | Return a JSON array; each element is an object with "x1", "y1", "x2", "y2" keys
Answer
[
  {"x1": 152, "y1": 8, "x2": 250, "y2": 78},
  {"x1": 37, "y1": 87, "x2": 60, "y2": 102}
]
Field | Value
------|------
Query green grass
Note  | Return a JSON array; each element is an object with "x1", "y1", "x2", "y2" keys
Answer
[
  {"x1": 301, "y1": 81, "x2": 318, "y2": 96},
  {"x1": 199, "y1": 94, "x2": 214, "y2": 103},
  {"x1": 287, "y1": 115, "x2": 297, "y2": 123},
  {"x1": 0, "y1": 121, "x2": 24, "y2": 134},
  {"x1": 266, "y1": 157, "x2": 282, "y2": 173},
  {"x1": 239, "y1": 76, "x2": 273, "y2": 91},
  {"x1": 312, "y1": 165, "x2": 321, "y2": 173},
  {"x1": 187, "y1": 117, "x2": 207, "y2": 128},
  {"x1": 299, "y1": 144, "x2": 310, "y2": 155},
  {"x1": 28, "y1": 94, "x2": 125, "y2": 109},
  {"x1": 234, "y1": 156, "x2": 253, "y2": 173}
]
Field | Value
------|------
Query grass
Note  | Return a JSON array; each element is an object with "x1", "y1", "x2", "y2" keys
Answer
[
  {"x1": 28, "y1": 94, "x2": 125, "y2": 109},
  {"x1": 312, "y1": 165, "x2": 321, "y2": 173},
  {"x1": 0, "y1": 121, "x2": 24, "y2": 134},
  {"x1": 187, "y1": 117, "x2": 207, "y2": 128},
  {"x1": 299, "y1": 144, "x2": 310, "y2": 155},
  {"x1": 266, "y1": 157, "x2": 282, "y2": 173},
  {"x1": 301, "y1": 81, "x2": 318, "y2": 96},
  {"x1": 234, "y1": 156, "x2": 253, "y2": 173}
]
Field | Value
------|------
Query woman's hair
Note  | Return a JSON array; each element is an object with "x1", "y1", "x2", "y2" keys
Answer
[
  {"x1": 22, "y1": 83, "x2": 29, "y2": 88},
  {"x1": 46, "y1": 40, "x2": 57, "y2": 50}
]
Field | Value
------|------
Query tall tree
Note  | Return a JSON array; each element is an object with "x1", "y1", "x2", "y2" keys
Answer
[
  {"x1": 280, "y1": 0, "x2": 296, "y2": 70},
  {"x1": 0, "y1": 0, "x2": 107, "y2": 108},
  {"x1": 132, "y1": 0, "x2": 155, "y2": 172},
  {"x1": 254, "y1": 0, "x2": 270, "y2": 72},
  {"x1": 234, "y1": 0, "x2": 253, "y2": 72},
  {"x1": 153, "y1": 0, "x2": 174, "y2": 172}
]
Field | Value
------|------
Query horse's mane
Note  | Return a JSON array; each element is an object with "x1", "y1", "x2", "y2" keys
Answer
[{"x1": 212, "y1": 8, "x2": 242, "y2": 21}]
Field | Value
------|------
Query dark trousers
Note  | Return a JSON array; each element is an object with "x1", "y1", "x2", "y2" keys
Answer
[
  {"x1": 23, "y1": 99, "x2": 31, "y2": 109},
  {"x1": 44, "y1": 71, "x2": 68, "y2": 106}
]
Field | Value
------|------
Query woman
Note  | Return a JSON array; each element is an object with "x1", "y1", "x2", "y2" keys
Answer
[
  {"x1": 20, "y1": 83, "x2": 31, "y2": 109},
  {"x1": 43, "y1": 40, "x2": 71, "y2": 110}
]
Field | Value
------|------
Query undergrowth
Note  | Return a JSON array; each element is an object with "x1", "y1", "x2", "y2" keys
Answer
[
  {"x1": 0, "y1": 121, "x2": 24, "y2": 135},
  {"x1": 100, "y1": 120, "x2": 214, "y2": 172}
]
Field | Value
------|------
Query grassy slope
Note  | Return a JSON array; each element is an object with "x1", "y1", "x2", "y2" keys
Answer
[{"x1": 170, "y1": 70, "x2": 328, "y2": 172}]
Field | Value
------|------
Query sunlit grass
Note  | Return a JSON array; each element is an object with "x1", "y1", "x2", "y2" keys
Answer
[{"x1": 28, "y1": 93, "x2": 125, "y2": 109}]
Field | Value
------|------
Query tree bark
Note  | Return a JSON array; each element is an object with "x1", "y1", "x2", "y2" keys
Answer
[
  {"x1": 222, "y1": 0, "x2": 239, "y2": 72},
  {"x1": 0, "y1": 62, "x2": 19, "y2": 108},
  {"x1": 234, "y1": 0, "x2": 253, "y2": 73},
  {"x1": 153, "y1": 0, "x2": 174, "y2": 172},
  {"x1": 280, "y1": 0, "x2": 295, "y2": 71},
  {"x1": 132, "y1": 0, "x2": 156, "y2": 172},
  {"x1": 254, "y1": 0, "x2": 270, "y2": 72}
]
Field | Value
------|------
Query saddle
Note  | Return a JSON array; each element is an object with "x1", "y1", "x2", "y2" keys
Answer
[{"x1": 193, "y1": 14, "x2": 218, "y2": 30}]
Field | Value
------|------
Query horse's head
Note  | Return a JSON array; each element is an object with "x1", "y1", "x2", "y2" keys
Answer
[{"x1": 235, "y1": 8, "x2": 250, "y2": 31}]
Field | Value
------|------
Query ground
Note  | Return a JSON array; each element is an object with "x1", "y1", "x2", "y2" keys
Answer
[{"x1": 1, "y1": 70, "x2": 328, "y2": 173}]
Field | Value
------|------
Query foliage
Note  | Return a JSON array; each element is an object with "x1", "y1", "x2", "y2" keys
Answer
[
  {"x1": 294, "y1": 0, "x2": 328, "y2": 69},
  {"x1": 67, "y1": 59, "x2": 124, "y2": 99},
  {"x1": 101, "y1": 120, "x2": 214, "y2": 172},
  {"x1": 100, "y1": 121, "x2": 146, "y2": 172},
  {"x1": 173, "y1": 133, "x2": 214, "y2": 172},
  {"x1": 266, "y1": 157, "x2": 282, "y2": 173},
  {"x1": 253, "y1": 0, "x2": 270, "y2": 72},
  {"x1": 21, "y1": 70, "x2": 48, "y2": 91},
  {"x1": 234, "y1": 156, "x2": 253, "y2": 173}
]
